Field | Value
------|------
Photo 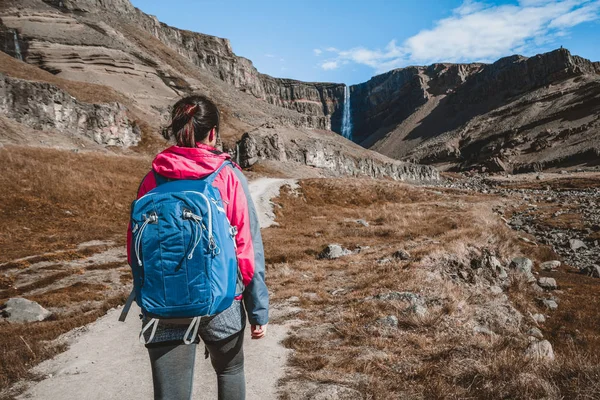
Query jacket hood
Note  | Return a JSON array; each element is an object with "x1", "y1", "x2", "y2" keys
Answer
[{"x1": 152, "y1": 144, "x2": 233, "y2": 180}]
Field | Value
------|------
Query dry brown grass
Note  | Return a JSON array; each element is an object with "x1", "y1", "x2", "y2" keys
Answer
[
  {"x1": 264, "y1": 178, "x2": 600, "y2": 399},
  {"x1": 0, "y1": 145, "x2": 149, "y2": 263},
  {"x1": 0, "y1": 146, "x2": 144, "y2": 390}
]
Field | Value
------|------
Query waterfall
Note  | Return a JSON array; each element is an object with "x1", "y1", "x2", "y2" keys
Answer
[
  {"x1": 235, "y1": 141, "x2": 241, "y2": 166},
  {"x1": 12, "y1": 30, "x2": 23, "y2": 61},
  {"x1": 341, "y1": 85, "x2": 353, "y2": 140}
]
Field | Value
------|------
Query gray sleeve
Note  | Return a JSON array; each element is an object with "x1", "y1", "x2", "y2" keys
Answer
[{"x1": 232, "y1": 168, "x2": 269, "y2": 326}]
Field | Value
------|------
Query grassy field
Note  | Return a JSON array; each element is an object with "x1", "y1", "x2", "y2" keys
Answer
[{"x1": 263, "y1": 178, "x2": 600, "y2": 399}]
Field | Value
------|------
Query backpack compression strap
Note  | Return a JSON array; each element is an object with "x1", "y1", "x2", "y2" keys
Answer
[{"x1": 118, "y1": 289, "x2": 136, "y2": 322}]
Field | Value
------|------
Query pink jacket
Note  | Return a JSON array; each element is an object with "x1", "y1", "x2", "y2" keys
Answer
[{"x1": 127, "y1": 144, "x2": 269, "y2": 326}]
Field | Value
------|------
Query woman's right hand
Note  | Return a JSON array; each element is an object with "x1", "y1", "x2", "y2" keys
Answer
[{"x1": 251, "y1": 324, "x2": 267, "y2": 339}]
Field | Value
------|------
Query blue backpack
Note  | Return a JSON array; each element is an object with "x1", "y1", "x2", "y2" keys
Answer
[{"x1": 120, "y1": 161, "x2": 242, "y2": 344}]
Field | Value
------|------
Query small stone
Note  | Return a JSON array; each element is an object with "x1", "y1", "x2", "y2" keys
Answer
[
  {"x1": 355, "y1": 219, "x2": 369, "y2": 227},
  {"x1": 542, "y1": 299, "x2": 558, "y2": 310},
  {"x1": 531, "y1": 283, "x2": 545, "y2": 292},
  {"x1": 532, "y1": 313, "x2": 546, "y2": 324},
  {"x1": 538, "y1": 277, "x2": 558, "y2": 290},
  {"x1": 490, "y1": 285, "x2": 503, "y2": 295},
  {"x1": 377, "y1": 258, "x2": 392, "y2": 265},
  {"x1": 569, "y1": 239, "x2": 587, "y2": 251},
  {"x1": 528, "y1": 327, "x2": 544, "y2": 339},
  {"x1": 540, "y1": 261, "x2": 561, "y2": 271},
  {"x1": 525, "y1": 340, "x2": 555, "y2": 362},
  {"x1": 318, "y1": 244, "x2": 352, "y2": 259},
  {"x1": 377, "y1": 315, "x2": 398, "y2": 328},
  {"x1": 1, "y1": 298, "x2": 52, "y2": 323},
  {"x1": 392, "y1": 249, "x2": 411, "y2": 260}
]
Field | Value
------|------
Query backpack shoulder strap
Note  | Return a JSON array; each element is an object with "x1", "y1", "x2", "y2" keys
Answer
[
  {"x1": 204, "y1": 160, "x2": 234, "y2": 185},
  {"x1": 152, "y1": 169, "x2": 172, "y2": 186}
]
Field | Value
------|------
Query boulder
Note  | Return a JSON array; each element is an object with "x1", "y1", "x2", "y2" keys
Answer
[
  {"x1": 510, "y1": 257, "x2": 535, "y2": 282},
  {"x1": 525, "y1": 340, "x2": 555, "y2": 362},
  {"x1": 318, "y1": 244, "x2": 352, "y2": 260},
  {"x1": 1, "y1": 298, "x2": 52, "y2": 323},
  {"x1": 538, "y1": 277, "x2": 558, "y2": 290}
]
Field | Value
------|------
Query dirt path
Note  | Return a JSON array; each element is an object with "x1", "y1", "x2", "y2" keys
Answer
[
  {"x1": 249, "y1": 178, "x2": 298, "y2": 229},
  {"x1": 14, "y1": 178, "x2": 297, "y2": 400}
]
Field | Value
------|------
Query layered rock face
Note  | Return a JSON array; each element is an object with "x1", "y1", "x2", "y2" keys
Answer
[
  {"x1": 351, "y1": 63, "x2": 482, "y2": 145},
  {"x1": 353, "y1": 49, "x2": 600, "y2": 172},
  {"x1": 0, "y1": 72, "x2": 139, "y2": 146},
  {"x1": 37, "y1": 0, "x2": 346, "y2": 131},
  {"x1": 232, "y1": 128, "x2": 439, "y2": 182}
]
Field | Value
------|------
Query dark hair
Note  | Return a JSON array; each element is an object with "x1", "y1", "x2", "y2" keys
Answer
[{"x1": 162, "y1": 95, "x2": 220, "y2": 147}]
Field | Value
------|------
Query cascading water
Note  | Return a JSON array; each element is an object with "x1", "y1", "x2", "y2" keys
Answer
[
  {"x1": 12, "y1": 30, "x2": 23, "y2": 61},
  {"x1": 341, "y1": 85, "x2": 353, "y2": 140}
]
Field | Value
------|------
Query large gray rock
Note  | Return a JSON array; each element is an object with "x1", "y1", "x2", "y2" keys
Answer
[
  {"x1": 374, "y1": 292, "x2": 428, "y2": 317},
  {"x1": 525, "y1": 340, "x2": 555, "y2": 362},
  {"x1": 1, "y1": 298, "x2": 52, "y2": 323},
  {"x1": 510, "y1": 257, "x2": 535, "y2": 282},
  {"x1": 318, "y1": 244, "x2": 352, "y2": 260}
]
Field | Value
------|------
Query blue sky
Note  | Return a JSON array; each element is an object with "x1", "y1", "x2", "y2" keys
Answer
[{"x1": 130, "y1": 0, "x2": 600, "y2": 85}]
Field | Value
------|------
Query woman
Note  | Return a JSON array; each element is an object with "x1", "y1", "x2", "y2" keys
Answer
[{"x1": 127, "y1": 94, "x2": 269, "y2": 400}]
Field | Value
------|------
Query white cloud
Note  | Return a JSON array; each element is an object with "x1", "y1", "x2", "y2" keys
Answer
[
  {"x1": 265, "y1": 54, "x2": 275, "y2": 58},
  {"x1": 313, "y1": 49, "x2": 323, "y2": 56},
  {"x1": 319, "y1": 0, "x2": 600, "y2": 73},
  {"x1": 549, "y1": 1, "x2": 600, "y2": 28},
  {"x1": 321, "y1": 60, "x2": 340, "y2": 70}
]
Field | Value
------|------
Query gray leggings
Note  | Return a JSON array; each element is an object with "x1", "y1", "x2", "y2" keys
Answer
[{"x1": 147, "y1": 332, "x2": 245, "y2": 400}]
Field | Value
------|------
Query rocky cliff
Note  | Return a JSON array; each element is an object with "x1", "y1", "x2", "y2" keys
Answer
[
  {"x1": 353, "y1": 48, "x2": 600, "y2": 172},
  {"x1": 34, "y1": 0, "x2": 346, "y2": 132},
  {"x1": 0, "y1": 72, "x2": 139, "y2": 146},
  {"x1": 231, "y1": 127, "x2": 439, "y2": 182}
]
